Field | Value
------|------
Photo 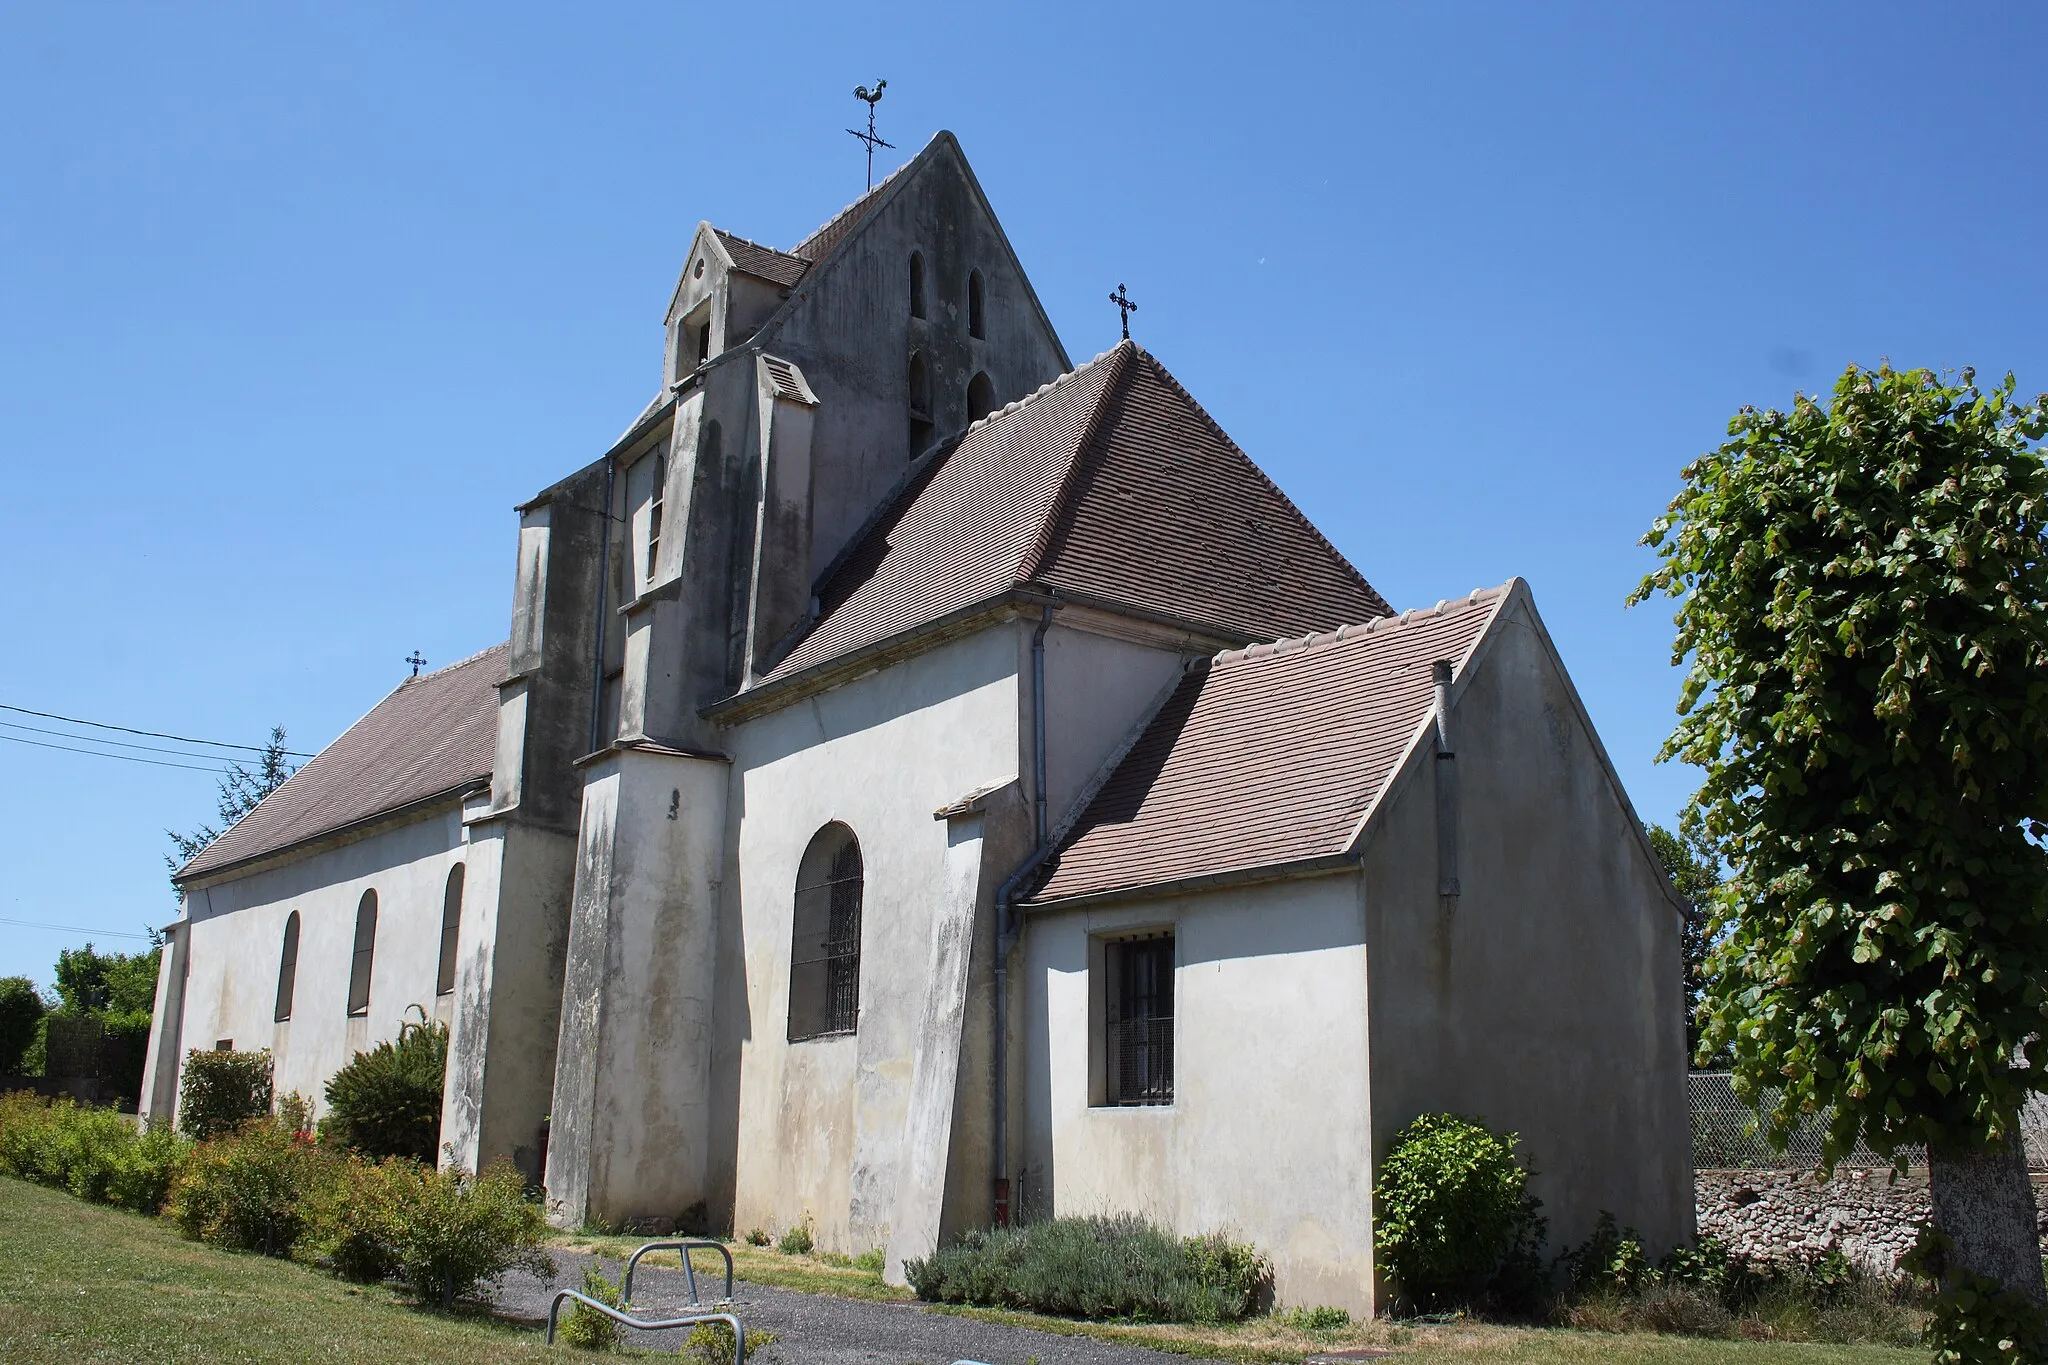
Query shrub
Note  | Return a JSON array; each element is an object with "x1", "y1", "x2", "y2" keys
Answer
[
  {"x1": 0, "y1": 1092, "x2": 188, "y2": 1214},
  {"x1": 557, "y1": 1263, "x2": 624, "y2": 1350},
  {"x1": 299, "y1": 1154, "x2": 401, "y2": 1283},
  {"x1": 743, "y1": 1227, "x2": 771, "y2": 1247},
  {"x1": 1280, "y1": 1304, "x2": 1352, "y2": 1331},
  {"x1": 1373, "y1": 1112, "x2": 1545, "y2": 1311},
  {"x1": 373, "y1": 1159, "x2": 552, "y2": 1309},
  {"x1": 276, "y1": 1091, "x2": 314, "y2": 1139},
  {"x1": 904, "y1": 1215, "x2": 1270, "y2": 1324},
  {"x1": 1559, "y1": 1211, "x2": 1649, "y2": 1297},
  {"x1": 851, "y1": 1246, "x2": 885, "y2": 1274},
  {"x1": 166, "y1": 1119, "x2": 330, "y2": 1256},
  {"x1": 0, "y1": 978, "x2": 47, "y2": 1074},
  {"x1": 681, "y1": 1320, "x2": 773, "y2": 1362},
  {"x1": 777, "y1": 1216, "x2": 814, "y2": 1255},
  {"x1": 178, "y1": 1048, "x2": 273, "y2": 1140},
  {"x1": 320, "y1": 1013, "x2": 447, "y2": 1162}
]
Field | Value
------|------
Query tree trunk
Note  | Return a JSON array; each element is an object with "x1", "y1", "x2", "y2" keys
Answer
[{"x1": 1928, "y1": 1133, "x2": 2046, "y2": 1305}]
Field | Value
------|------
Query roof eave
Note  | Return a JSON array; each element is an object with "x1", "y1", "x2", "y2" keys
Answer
[
  {"x1": 1023, "y1": 851, "x2": 1360, "y2": 914},
  {"x1": 173, "y1": 777, "x2": 489, "y2": 890}
]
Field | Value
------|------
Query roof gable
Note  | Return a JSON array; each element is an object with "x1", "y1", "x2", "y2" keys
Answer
[
  {"x1": 1029, "y1": 588, "x2": 1509, "y2": 905},
  {"x1": 175, "y1": 644, "x2": 507, "y2": 883},
  {"x1": 752, "y1": 342, "x2": 1389, "y2": 691}
]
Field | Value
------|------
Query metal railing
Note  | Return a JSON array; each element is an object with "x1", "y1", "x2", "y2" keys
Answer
[
  {"x1": 544, "y1": 1292, "x2": 744, "y2": 1360},
  {"x1": 1689, "y1": 1072, "x2": 2048, "y2": 1170},
  {"x1": 621, "y1": 1238, "x2": 735, "y2": 1306}
]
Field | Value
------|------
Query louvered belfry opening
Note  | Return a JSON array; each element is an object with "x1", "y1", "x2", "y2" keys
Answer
[
  {"x1": 1107, "y1": 935, "x2": 1175, "y2": 1105},
  {"x1": 788, "y1": 824, "x2": 864, "y2": 1041}
]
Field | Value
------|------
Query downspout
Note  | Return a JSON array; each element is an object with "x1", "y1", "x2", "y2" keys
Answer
[
  {"x1": 993, "y1": 599, "x2": 1055, "y2": 1225},
  {"x1": 587, "y1": 456, "x2": 617, "y2": 755},
  {"x1": 1433, "y1": 659, "x2": 1460, "y2": 902}
]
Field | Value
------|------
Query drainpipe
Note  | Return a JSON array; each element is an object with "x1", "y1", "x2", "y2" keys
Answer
[
  {"x1": 992, "y1": 600, "x2": 1056, "y2": 1225},
  {"x1": 587, "y1": 456, "x2": 617, "y2": 756},
  {"x1": 1433, "y1": 659, "x2": 1460, "y2": 901}
]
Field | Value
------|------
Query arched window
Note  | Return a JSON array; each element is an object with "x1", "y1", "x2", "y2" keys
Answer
[
  {"x1": 907, "y1": 351, "x2": 932, "y2": 457},
  {"x1": 273, "y1": 911, "x2": 300, "y2": 1022},
  {"x1": 788, "y1": 824, "x2": 864, "y2": 1041},
  {"x1": 436, "y1": 864, "x2": 464, "y2": 997},
  {"x1": 966, "y1": 372, "x2": 996, "y2": 423},
  {"x1": 968, "y1": 269, "x2": 985, "y2": 339},
  {"x1": 909, "y1": 252, "x2": 925, "y2": 318},
  {"x1": 346, "y1": 890, "x2": 378, "y2": 1018}
]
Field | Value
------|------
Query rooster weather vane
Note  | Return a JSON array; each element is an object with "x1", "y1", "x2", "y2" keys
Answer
[{"x1": 847, "y1": 80, "x2": 892, "y2": 191}]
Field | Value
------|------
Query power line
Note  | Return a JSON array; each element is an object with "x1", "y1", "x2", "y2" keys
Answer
[
  {"x1": 0, "y1": 731, "x2": 238, "y2": 774},
  {"x1": 0, "y1": 701, "x2": 313, "y2": 757},
  {"x1": 0, "y1": 916, "x2": 151, "y2": 942},
  {"x1": 0, "y1": 718, "x2": 276, "y2": 763}
]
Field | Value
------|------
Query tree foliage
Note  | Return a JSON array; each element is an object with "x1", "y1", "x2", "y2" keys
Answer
[
  {"x1": 165, "y1": 726, "x2": 296, "y2": 893},
  {"x1": 1645, "y1": 813, "x2": 1724, "y2": 1064},
  {"x1": 1632, "y1": 362, "x2": 2048, "y2": 1168},
  {"x1": 1371, "y1": 1112, "x2": 1546, "y2": 1311},
  {"x1": 0, "y1": 978, "x2": 47, "y2": 1075}
]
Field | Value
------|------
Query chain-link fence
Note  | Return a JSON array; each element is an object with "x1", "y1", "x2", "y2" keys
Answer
[{"x1": 1690, "y1": 1071, "x2": 2048, "y2": 1170}]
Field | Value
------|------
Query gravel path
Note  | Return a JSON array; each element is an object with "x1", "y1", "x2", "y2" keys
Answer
[{"x1": 492, "y1": 1249, "x2": 1190, "y2": 1364}]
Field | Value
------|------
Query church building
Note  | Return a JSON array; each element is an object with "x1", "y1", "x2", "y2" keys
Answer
[{"x1": 143, "y1": 132, "x2": 1693, "y2": 1313}]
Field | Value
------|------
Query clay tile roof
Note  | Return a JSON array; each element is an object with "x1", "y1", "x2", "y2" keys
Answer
[
  {"x1": 175, "y1": 645, "x2": 507, "y2": 883},
  {"x1": 757, "y1": 342, "x2": 1391, "y2": 687},
  {"x1": 714, "y1": 230, "x2": 811, "y2": 288},
  {"x1": 1029, "y1": 588, "x2": 1511, "y2": 905},
  {"x1": 791, "y1": 155, "x2": 916, "y2": 262}
]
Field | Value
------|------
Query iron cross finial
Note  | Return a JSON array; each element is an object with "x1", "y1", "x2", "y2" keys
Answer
[
  {"x1": 406, "y1": 650, "x2": 427, "y2": 677},
  {"x1": 846, "y1": 79, "x2": 893, "y2": 192},
  {"x1": 1109, "y1": 283, "x2": 1138, "y2": 341}
]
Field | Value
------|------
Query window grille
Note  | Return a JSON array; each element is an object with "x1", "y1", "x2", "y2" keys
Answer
[
  {"x1": 436, "y1": 864, "x2": 464, "y2": 997},
  {"x1": 273, "y1": 911, "x2": 300, "y2": 1022},
  {"x1": 347, "y1": 890, "x2": 378, "y2": 1017},
  {"x1": 788, "y1": 826, "x2": 863, "y2": 1041},
  {"x1": 1106, "y1": 935, "x2": 1174, "y2": 1105}
]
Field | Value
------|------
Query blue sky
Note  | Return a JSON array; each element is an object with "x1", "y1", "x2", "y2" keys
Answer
[{"x1": 3, "y1": 2, "x2": 2044, "y2": 986}]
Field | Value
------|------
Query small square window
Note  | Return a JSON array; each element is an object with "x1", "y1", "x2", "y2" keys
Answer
[{"x1": 1102, "y1": 934, "x2": 1174, "y2": 1106}]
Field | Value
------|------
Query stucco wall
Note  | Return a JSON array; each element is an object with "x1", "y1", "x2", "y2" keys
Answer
[
  {"x1": 1039, "y1": 617, "x2": 1195, "y2": 833},
  {"x1": 1360, "y1": 593, "x2": 1694, "y2": 1263},
  {"x1": 716, "y1": 626, "x2": 1022, "y2": 1255},
  {"x1": 172, "y1": 808, "x2": 468, "y2": 1126},
  {"x1": 1020, "y1": 874, "x2": 1377, "y2": 1315}
]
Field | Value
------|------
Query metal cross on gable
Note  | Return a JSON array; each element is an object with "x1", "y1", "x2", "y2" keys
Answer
[
  {"x1": 847, "y1": 80, "x2": 893, "y2": 192},
  {"x1": 1109, "y1": 282, "x2": 1138, "y2": 340},
  {"x1": 406, "y1": 650, "x2": 427, "y2": 677}
]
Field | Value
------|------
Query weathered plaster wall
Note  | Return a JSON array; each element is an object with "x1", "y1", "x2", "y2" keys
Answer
[
  {"x1": 1361, "y1": 592, "x2": 1694, "y2": 1265},
  {"x1": 172, "y1": 809, "x2": 468, "y2": 1127},
  {"x1": 716, "y1": 626, "x2": 1023, "y2": 1256},
  {"x1": 1020, "y1": 873, "x2": 1376, "y2": 1315},
  {"x1": 1038, "y1": 616, "x2": 1197, "y2": 833}
]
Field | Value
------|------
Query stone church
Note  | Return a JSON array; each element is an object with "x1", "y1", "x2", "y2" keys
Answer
[{"x1": 143, "y1": 132, "x2": 1693, "y2": 1313}]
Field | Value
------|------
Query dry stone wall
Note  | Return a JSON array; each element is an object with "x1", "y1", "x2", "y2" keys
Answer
[{"x1": 1694, "y1": 1169, "x2": 2048, "y2": 1275}]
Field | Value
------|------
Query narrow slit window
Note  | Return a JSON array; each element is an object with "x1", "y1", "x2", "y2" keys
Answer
[
  {"x1": 968, "y1": 269, "x2": 985, "y2": 338},
  {"x1": 436, "y1": 864, "x2": 464, "y2": 997},
  {"x1": 1105, "y1": 935, "x2": 1174, "y2": 1105},
  {"x1": 346, "y1": 890, "x2": 378, "y2": 1018},
  {"x1": 907, "y1": 351, "x2": 933, "y2": 458},
  {"x1": 273, "y1": 912, "x2": 300, "y2": 1022},
  {"x1": 788, "y1": 824, "x2": 863, "y2": 1041},
  {"x1": 647, "y1": 449, "x2": 667, "y2": 582},
  {"x1": 909, "y1": 252, "x2": 926, "y2": 318}
]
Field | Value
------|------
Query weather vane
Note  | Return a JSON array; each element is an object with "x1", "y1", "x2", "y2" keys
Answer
[
  {"x1": 847, "y1": 80, "x2": 892, "y2": 191},
  {"x1": 406, "y1": 650, "x2": 427, "y2": 677},
  {"x1": 1109, "y1": 282, "x2": 1138, "y2": 341}
]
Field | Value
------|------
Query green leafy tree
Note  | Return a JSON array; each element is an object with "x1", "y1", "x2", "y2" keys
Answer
[
  {"x1": 165, "y1": 726, "x2": 296, "y2": 893},
  {"x1": 1633, "y1": 363, "x2": 2048, "y2": 1325},
  {"x1": 0, "y1": 978, "x2": 48, "y2": 1075},
  {"x1": 1645, "y1": 812, "x2": 1727, "y2": 1065}
]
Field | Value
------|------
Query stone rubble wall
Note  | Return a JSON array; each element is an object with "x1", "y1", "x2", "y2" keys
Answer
[{"x1": 1694, "y1": 1169, "x2": 2048, "y2": 1275}]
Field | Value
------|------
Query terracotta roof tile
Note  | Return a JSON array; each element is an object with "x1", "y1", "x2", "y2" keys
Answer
[
  {"x1": 756, "y1": 342, "x2": 1390, "y2": 687},
  {"x1": 1030, "y1": 588, "x2": 1510, "y2": 904},
  {"x1": 714, "y1": 230, "x2": 810, "y2": 287},
  {"x1": 175, "y1": 645, "x2": 507, "y2": 882}
]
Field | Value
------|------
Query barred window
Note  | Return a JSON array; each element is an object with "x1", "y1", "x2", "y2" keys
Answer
[
  {"x1": 273, "y1": 911, "x2": 300, "y2": 1022},
  {"x1": 436, "y1": 864, "x2": 464, "y2": 997},
  {"x1": 1105, "y1": 934, "x2": 1174, "y2": 1106},
  {"x1": 346, "y1": 890, "x2": 378, "y2": 1018},
  {"x1": 788, "y1": 824, "x2": 863, "y2": 1041}
]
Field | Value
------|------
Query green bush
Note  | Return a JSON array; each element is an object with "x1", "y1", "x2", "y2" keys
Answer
[
  {"x1": 1280, "y1": 1304, "x2": 1352, "y2": 1331},
  {"x1": 681, "y1": 1321, "x2": 774, "y2": 1362},
  {"x1": 557, "y1": 1262, "x2": 624, "y2": 1350},
  {"x1": 369, "y1": 1159, "x2": 551, "y2": 1308},
  {"x1": 178, "y1": 1048, "x2": 273, "y2": 1140},
  {"x1": 320, "y1": 1014, "x2": 447, "y2": 1162},
  {"x1": 1373, "y1": 1112, "x2": 1545, "y2": 1311},
  {"x1": 166, "y1": 1119, "x2": 331, "y2": 1256},
  {"x1": 904, "y1": 1215, "x2": 1270, "y2": 1324},
  {"x1": 299, "y1": 1154, "x2": 401, "y2": 1283},
  {"x1": 0, "y1": 978, "x2": 47, "y2": 1074},
  {"x1": 776, "y1": 1216, "x2": 814, "y2": 1255},
  {"x1": 0, "y1": 1092, "x2": 189, "y2": 1214}
]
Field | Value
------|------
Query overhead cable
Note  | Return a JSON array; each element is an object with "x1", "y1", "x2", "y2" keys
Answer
[
  {"x1": 0, "y1": 731, "x2": 239, "y2": 774},
  {"x1": 0, "y1": 701, "x2": 313, "y2": 757}
]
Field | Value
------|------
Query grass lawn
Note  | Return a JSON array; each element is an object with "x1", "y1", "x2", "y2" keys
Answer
[{"x1": 564, "y1": 1230, "x2": 1927, "y2": 1365}]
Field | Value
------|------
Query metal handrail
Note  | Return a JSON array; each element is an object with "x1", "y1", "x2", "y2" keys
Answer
[
  {"x1": 621, "y1": 1238, "x2": 736, "y2": 1306},
  {"x1": 544, "y1": 1290, "x2": 744, "y2": 1360}
]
